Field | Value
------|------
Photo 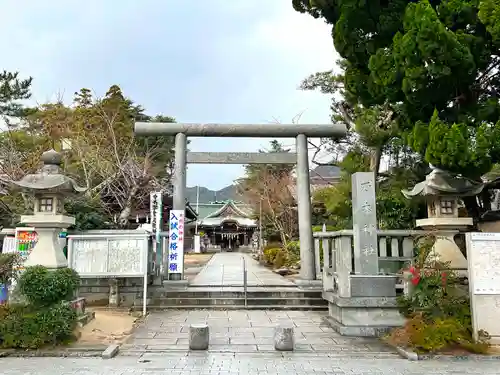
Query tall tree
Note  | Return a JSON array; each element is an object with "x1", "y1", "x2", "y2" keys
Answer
[
  {"x1": 293, "y1": 0, "x2": 500, "y2": 218},
  {"x1": 19, "y1": 85, "x2": 177, "y2": 228},
  {"x1": 300, "y1": 69, "x2": 402, "y2": 177},
  {"x1": 0, "y1": 70, "x2": 35, "y2": 227},
  {"x1": 0, "y1": 70, "x2": 32, "y2": 118},
  {"x1": 237, "y1": 140, "x2": 297, "y2": 245}
]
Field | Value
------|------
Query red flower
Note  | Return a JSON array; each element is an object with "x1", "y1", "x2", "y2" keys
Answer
[
  {"x1": 441, "y1": 272, "x2": 447, "y2": 286},
  {"x1": 411, "y1": 275, "x2": 421, "y2": 286},
  {"x1": 409, "y1": 266, "x2": 420, "y2": 276},
  {"x1": 405, "y1": 266, "x2": 421, "y2": 285}
]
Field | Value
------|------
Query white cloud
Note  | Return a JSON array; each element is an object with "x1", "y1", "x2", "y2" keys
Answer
[
  {"x1": 0, "y1": 0, "x2": 342, "y2": 190},
  {"x1": 251, "y1": 6, "x2": 334, "y2": 62}
]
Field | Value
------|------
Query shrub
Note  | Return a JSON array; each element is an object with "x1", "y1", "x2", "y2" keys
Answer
[
  {"x1": 263, "y1": 242, "x2": 282, "y2": 251},
  {"x1": 0, "y1": 303, "x2": 77, "y2": 349},
  {"x1": 18, "y1": 266, "x2": 80, "y2": 308},
  {"x1": 263, "y1": 247, "x2": 280, "y2": 265},
  {"x1": 312, "y1": 225, "x2": 338, "y2": 232},
  {"x1": 388, "y1": 235, "x2": 489, "y2": 353},
  {"x1": 388, "y1": 313, "x2": 489, "y2": 354},
  {"x1": 273, "y1": 249, "x2": 288, "y2": 268},
  {"x1": 285, "y1": 241, "x2": 300, "y2": 265}
]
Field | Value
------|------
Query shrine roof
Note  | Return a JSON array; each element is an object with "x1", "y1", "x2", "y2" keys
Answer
[
  {"x1": 196, "y1": 200, "x2": 257, "y2": 227},
  {"x1": 195, "y1": 200, "x2": 253, "y2": 219},
  {"x1": 200, "y1": 217, "x2": 257, "y2": 227},
  {"x1": 195, "y1": 202, "x2": 225, "y2": 219}
]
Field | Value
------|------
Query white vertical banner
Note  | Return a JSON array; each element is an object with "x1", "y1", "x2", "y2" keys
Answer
[
  {"x1": 150, "y1": 192, "x2": 162, "y2": 245},
  {"x1": 150, "y1": 192, "x2": 162, "y2": 274},
  {"x1": 168, "y1": 209, "x2": 185, "y2": 274}
]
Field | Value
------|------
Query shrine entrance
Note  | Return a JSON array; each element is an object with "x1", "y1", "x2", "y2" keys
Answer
[
  {"x1": 134, "y1": 122, "x2": 346, "y2": 285},
  {"x1": 196, "y1": 199, "x2": 257, "y2": 252}
]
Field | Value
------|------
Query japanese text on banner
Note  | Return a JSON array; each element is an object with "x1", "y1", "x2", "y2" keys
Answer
[
  {"x1": 167, "y1": 209, "x2": 184, "y2": 274},
  {"x1": 150, "y1": 192, "x2": 162, "y2": 244}
]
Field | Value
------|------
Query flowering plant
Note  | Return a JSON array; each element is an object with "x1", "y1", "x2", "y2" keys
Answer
[
  {"x1": 391, "y1": 234, "x2": 488, "y2": 354},
  {"x1": 403, "y1": 265, "x2": 449, "y2": 287},
  {"x1": 400, "y1": 263, "x2": 457, "y2": 316}
]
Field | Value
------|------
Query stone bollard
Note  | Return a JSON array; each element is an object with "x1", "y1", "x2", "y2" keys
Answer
[
  {"x1": 274, "y1": 324, "x2": 294, "y2": 351},
  {"x1": 108, "y1": 278, "x2": 119, "y2": 307},
  {"x1": 189, "y1": 324, "x2": 209, "y2": 350}
]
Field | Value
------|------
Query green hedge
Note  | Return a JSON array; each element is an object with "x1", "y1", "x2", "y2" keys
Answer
[
  {"x1": 0, "y1": 266, "x2": 81, "y2": 349},
  {"x1": 0, "y1": 303, "x2": 77, "y2": 349},
  {"x1": 18, "y1": 266, "x2": 80, "y2": 308}
]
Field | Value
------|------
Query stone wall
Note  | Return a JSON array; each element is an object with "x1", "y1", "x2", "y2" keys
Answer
[
  {"x1": 323, "y1": 292, "x2": 405, "y2": 337},
  {"x1": 78, "y1": 277, "x2": 163, "y2": 307}
]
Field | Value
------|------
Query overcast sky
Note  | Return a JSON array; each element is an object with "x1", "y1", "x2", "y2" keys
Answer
[{"x1": 1, "y1": 0, "x2": 338, "y2": 190}]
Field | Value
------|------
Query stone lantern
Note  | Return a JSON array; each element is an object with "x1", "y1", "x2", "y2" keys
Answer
[
  {"x1": 0, "y1": 149, "x2": 87, "y2": 269},
  {"x1": 402, "y1": 168, "x2": 484, "y2": 272}
]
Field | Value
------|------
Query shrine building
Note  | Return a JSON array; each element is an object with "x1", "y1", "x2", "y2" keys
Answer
[{"x1": 194, "y1": 200, "x2": 257, "y2": 250}]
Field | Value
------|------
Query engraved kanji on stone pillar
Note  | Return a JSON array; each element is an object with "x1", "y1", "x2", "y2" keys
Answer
[{"x1": 352, "y1": 172, "x2": 378, "y2": 275}]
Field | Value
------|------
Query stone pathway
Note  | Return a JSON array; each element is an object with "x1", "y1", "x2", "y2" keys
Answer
[
  {"x1": 121, "y1": 310, "x2": 396, "y2": 357},
  {"x1": 190, "y1": 252, "x2": 295, "y2": 287},
  {"x1": 4, "y1": 355, "x2": 500, "y2": 374}
]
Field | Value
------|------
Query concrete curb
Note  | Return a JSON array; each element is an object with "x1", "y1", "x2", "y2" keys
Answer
[
  {"x1": 394, "y1": 346, "x2": 419, "y2": 361},
  {"x1": 102, "y1": 344, "x2": 120, "y2": 359},
  {"x1": 0, "y1": 346, "x2": 107, "y2": 358},
  {"x1": 0, "y1": 344, "x2": 123, "y2": 359},
  {"x1": 394, "y1": 345, "x2": 500, "y2": 361}
]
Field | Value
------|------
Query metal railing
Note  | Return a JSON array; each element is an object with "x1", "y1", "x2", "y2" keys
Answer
[{"x1": 242, "y1": 256, "x2": 248, "y2": 307}]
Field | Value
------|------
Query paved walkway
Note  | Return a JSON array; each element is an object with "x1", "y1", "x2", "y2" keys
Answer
[
  {"x1": 190, "y1": 252, "x2": 295, "y2": 287},
  {"x1": 4, "y1": 355, "x2": 500, "y2": 374},
  {"x1": 121, "y1": 310, "x2": 397, "y2": 357}
]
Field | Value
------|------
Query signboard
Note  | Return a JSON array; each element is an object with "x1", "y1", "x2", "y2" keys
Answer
[
  {"x1": 466, "y1": 232, "x2": 500, "y2": 344},
  {"x1": 3, "y1": 228, "x2": 38, "y2": 270},
  {"x1": 1, "y1": 228, "x2": 38, "y2": 290},
  {"x1": 2, "y1": 236, "x2": 16, "y2": 254},
  {"x1": 167, "y1": 210, "x2": 184, "y2": 274},
  {"x1": 67, "y1": 234, "x2": 148, "y2": 278},
  {"x1": 67, "y1": 232, "x2": 149, "y2": 316},
  {"x1": 15, "y1": 228, "x2": 38, "y2": 265}
]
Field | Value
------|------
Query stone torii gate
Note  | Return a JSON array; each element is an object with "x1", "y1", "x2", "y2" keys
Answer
[{"x1": 134, "y1": 123, "x2": 346, "y2": 286}]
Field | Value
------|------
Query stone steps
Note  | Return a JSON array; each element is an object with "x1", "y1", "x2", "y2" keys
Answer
[
  {"x1": 154, "y1": 290, "x2": 324, "y2": 298},
  {"x1": 152, "y1": 296, "x2": 326, "y2": 306},
  {"x1": 142, "y1": 289, "x2": 328, "y2": 311},
  {"x1": 141, "y1": 304, "x2": 327, "y2": 311},
  {"x1": 187, "y1": 284, "x2": 300, "y2": 288}
]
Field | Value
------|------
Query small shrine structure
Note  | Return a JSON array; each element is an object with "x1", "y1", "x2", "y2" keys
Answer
[
  {"x1": 402, "y1": 168, "x2": 483, "y2": 270},
  {"x1": 0, "y1": 149, "x2": 86, "y2": 269},
  {"x1": 195, "y1": 200, "x2": 257, "y2": 250}
]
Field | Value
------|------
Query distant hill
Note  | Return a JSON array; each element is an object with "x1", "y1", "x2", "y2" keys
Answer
[
  {"x1": 186, "y1": 185, "x2": 238, "y2": 203},
  {"x1": 185, "y1": 165, "x2": 342, "y2": 204}
]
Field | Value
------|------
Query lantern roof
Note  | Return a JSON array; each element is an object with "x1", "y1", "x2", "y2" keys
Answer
[
  {"x1": 402, "y1": 168, "x2": 484, "y2": 199},
  {"x1": 0, "y1": 149, "x2": 87, "y2": 195}
]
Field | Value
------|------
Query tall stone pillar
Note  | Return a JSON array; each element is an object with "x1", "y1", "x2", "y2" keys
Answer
[
  {"x1": 351, "y1": 172, "x2": 378, "y2": 274},
  {"x1": 295, "y1": 133, "x2": 316, "y2": 282},
  {"x1": 173, "y1": 133, "x2": 187, "y2": 213},
  {"x1": 170, "y1": 132, "x2": 187, "y2": 281}
]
